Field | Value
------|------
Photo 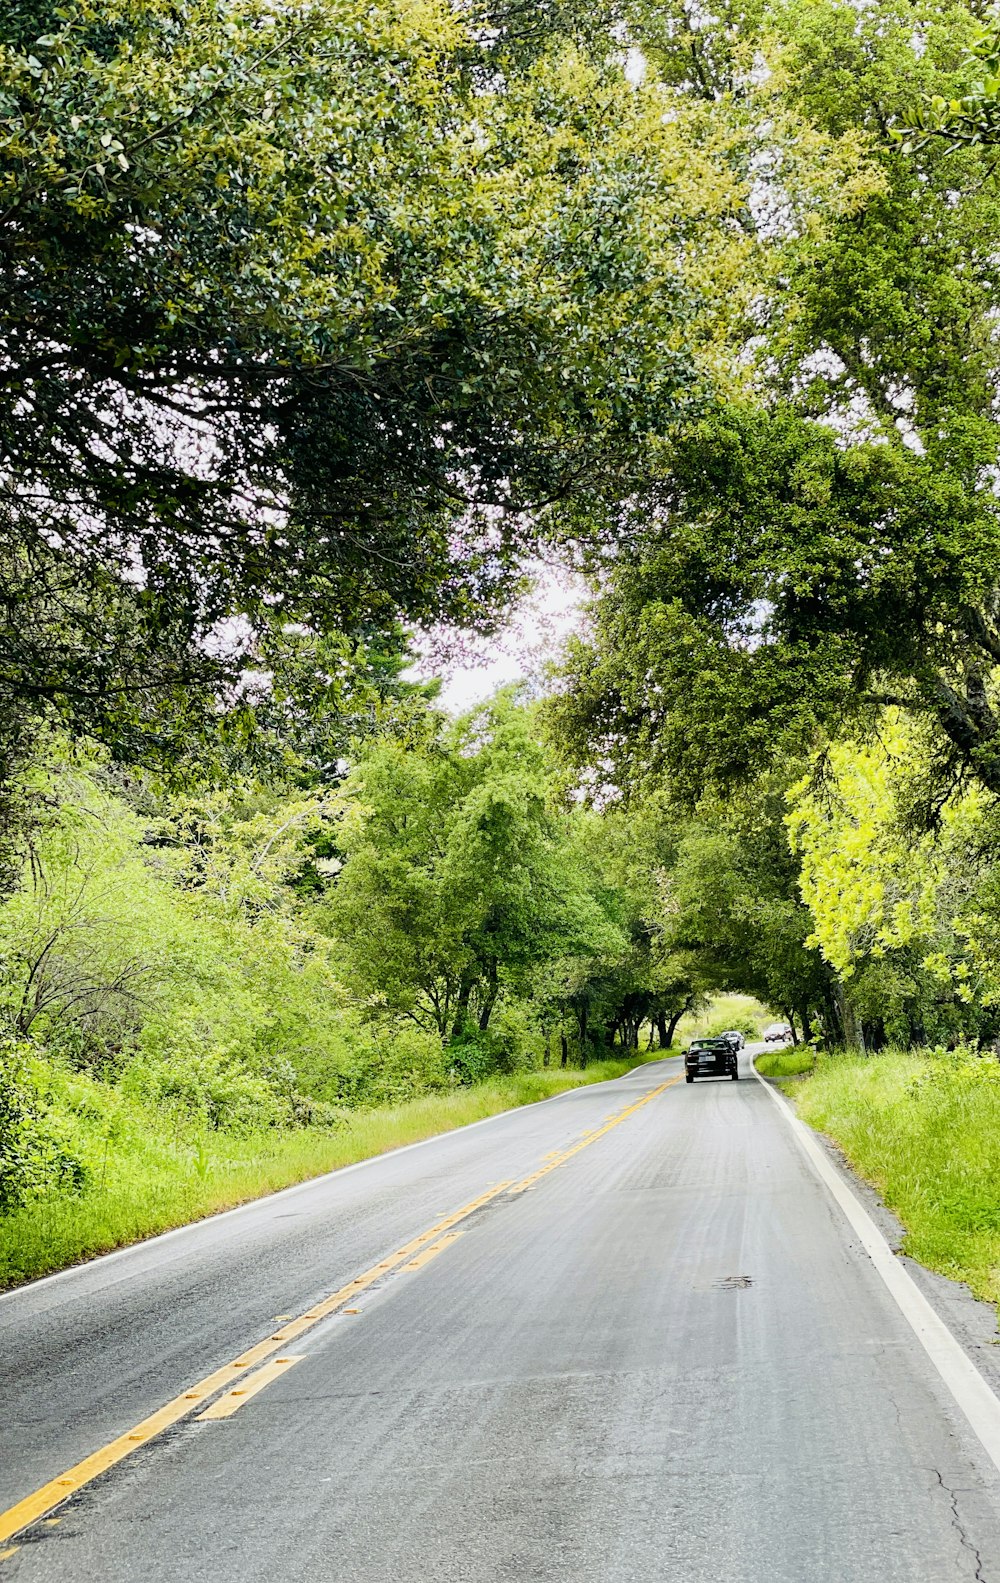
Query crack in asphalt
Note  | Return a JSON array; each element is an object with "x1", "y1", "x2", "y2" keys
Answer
[{"x1": 934, "y1": 1469, "x2": 988, "y2": 1582}]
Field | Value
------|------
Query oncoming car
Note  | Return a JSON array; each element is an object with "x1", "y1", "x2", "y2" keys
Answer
[
  {"x1": 763, "y1": 1022, "x2": 792, "y2": 1044},
  {"x1": 684, "y1": 1036, "x2": 739, "y2": 1084}
]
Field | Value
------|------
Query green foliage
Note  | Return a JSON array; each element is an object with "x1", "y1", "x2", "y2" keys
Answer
[
  {"x1": 0, "y1": 0, "x2": 701, "y2": 793},
  {"x1": 556, "y1": 402, "x2": 1000, "y2": 800},
  {"x1": 448, "y1": 1002, "x2": 546, "y2": 1082},
  {"x1": 0, "y1": 1044, "x2": 88, "y2": 1211},
  {"x1": 327, "y1": 694, "x2": 626, "y2": 1045},
  {"x1": 896, "y1": 13, "x2": 1000, "y2": 147},
  {"x1": 786, "y1": 723, "x2": 1000, "y2": 1049},
  {"x1": 555, "y1": 0, "x2": 1000, "y2": 803},
  {"x1": 296, "y1": 1024, "x2": 452, "y2": 1109}
]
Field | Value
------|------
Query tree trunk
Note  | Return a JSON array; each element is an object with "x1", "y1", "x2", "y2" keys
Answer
[
  {"x1": 478, "y1": 959, "x2": 499, "y2": 1032},
  {"x1": 665, "y1": 997, "x2": 692, "y2": 1050},
  {"x1": 560, "y1": 1033, "x2": 569, "y2": 1068},
  {"x1": 839, "y1": 988, "x2": 864, "y2": 1052},
  {"x1": 824, "y1": 987, "x2": 845, "y2": 1046},
  {"x1": 451, "y1": 975, "x2": 474, "y2": 1040},
  {"x1": 543, "y1": 1028, "x2": 551, "y2": 1068},
  {"x1": 933, "y1": 670, "x2": 1000, "y2": 795}
]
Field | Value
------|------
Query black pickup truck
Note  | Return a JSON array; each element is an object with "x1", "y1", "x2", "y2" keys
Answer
[{"x1": 684, "y1": 1035, "x2": 740, "y2": 1084}]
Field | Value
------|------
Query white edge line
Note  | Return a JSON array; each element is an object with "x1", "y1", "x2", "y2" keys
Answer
[
  {"x1": 0, "y1": 1055, "x2": 680, "y2": 1305},
  {"x1": 752, "y1": 1054, "x2": 1000, "y2": 1478}
]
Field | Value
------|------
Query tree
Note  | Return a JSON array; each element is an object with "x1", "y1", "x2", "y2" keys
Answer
[
  {"x1": 557, "y1": 800, "x2": 706, "y2": 1054},
  {"x1": 327, "y1": 697, "x2": 620, "y2": 1045},
  {"x1": 0, "y1": 0, "x2": 701, "y2": 787},
  {"x1": 555, "y1": 405, "x2": 1000, "y2": 799},
  {"x1": 788, "y1": 722, "x2": 1000, "y2": 1049},
  {"x1": 658, "y1": 773, "x2": 839, "y2": 1044},
  {"x1": 554, "y1": 0, "x2": 1000, "y2": 803}
]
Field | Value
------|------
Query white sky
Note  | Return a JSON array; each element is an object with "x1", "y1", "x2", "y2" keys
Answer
[{"x1": 408, "y1": 564, "x2": 589, "y2": 714}]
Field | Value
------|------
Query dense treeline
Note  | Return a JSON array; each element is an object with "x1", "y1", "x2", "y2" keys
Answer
[{"x1": 0, "y1": 694, "x2": 717, "y2": 1219}]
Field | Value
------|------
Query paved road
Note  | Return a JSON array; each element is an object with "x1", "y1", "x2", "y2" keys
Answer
[{"x1": 5, "y1": 1048, "x2": 1000, "y2": 1580}]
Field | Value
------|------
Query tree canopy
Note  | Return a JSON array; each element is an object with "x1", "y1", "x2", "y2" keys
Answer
[
  {"x1": 555, "y1": 0, "x2": 1000, "y2": 802},
  {"x1": 1, "y1": 0, "x2": 702, "y2": 779}
]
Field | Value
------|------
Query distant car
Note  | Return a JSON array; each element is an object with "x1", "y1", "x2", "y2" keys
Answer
[
  {"x1": 763, "y1": 1022, "x2": 792, "y2": 1043},
  {"x1": 719, "y1": 1029, "x2": 745, "y2": 1050},
  {"x1": 685, "y1": 1037, "x2": 739, "y2": 1083}
]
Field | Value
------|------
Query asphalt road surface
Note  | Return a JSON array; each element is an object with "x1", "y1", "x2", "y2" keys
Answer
[{"x1": 5, "y1": 1047, "x2": 1000, "y2": 1581}]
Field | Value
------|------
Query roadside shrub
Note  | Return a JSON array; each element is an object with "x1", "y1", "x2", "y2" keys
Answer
[
  {"x1": 302, "y1": 1023, "x2": 452, "y2": 1108},
  {"x1": 446, "y1": 1031, "x2": 502, "y2": 1085},
  {"x1": 288, "y1": 1091, "x2": 348, "y2": 1129},
  {"x1": 0, "y1": 1044, "x2": 88, "y2": 1210},
  {"x1": 488, "y1": 1002, "x2": 545, "y2": 1070},
  {"x1": 119, "y1": 1048, "x2": 286, "y2": 1134},
  {"x1": 905, "y1": 1043, "x2": 1000, "y2": 1097}
]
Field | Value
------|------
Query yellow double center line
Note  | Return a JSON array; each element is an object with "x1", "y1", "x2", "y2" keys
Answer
[
  {"x1": 0, "y1": 1074, "x2": 678, "y2": 1550},
  {"x1": 509, "y1": 1080, "x2": 678, "y2": 1195}
]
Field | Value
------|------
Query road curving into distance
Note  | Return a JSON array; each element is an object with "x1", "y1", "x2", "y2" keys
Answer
[{"x1": 4, "y1": 1046, "x2": 1000, "y2": 1580}]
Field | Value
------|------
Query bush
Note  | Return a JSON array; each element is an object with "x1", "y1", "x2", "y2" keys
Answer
[
  {"x1": 0, "y1": 1045, "x2": 88, "y2": 1210},
  {"x1": 488, "y1": 1002, "x2": 545, "y2": 1070},
  {"x1": 446, "y1": 1005, "x2": 543, "y2": 1084},
  {"x1": 119, "y1": 1048, "x2": 287, "y2": 1134},
  {"x1": 287, "y1": 1091, "x2": 348, "y2": 1129},
  {"x1": 301, "y1": 1023, "x2": 452, "y2": 1109},
  {"x1": 446, "y1": 1031, "x2": 503, "y2": 1085}
]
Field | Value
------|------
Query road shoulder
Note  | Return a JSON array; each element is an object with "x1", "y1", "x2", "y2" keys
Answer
[{"x1": 753, "y1": 1052, "x2": 1000, "y2": 1407}]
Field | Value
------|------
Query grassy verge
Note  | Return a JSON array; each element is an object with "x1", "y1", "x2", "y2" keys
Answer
[
  {"x1": 755, "y1": 1046, "x2": 817, "y2": 1080},
  {"x1": 789, "y1": 1048, "x2": 1000, "y2": 1309},
  {"x1": 1, "y1": 1053, "x2": 663, "y2": 1290}
]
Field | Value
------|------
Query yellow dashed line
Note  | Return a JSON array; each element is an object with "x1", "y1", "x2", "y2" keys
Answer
[
  {"x1": 400, "y1": 1232, "x2": 464, "y2": 1271},
  {"x1": 0, "y1": 1073, "x2": 677, "y2": 1545},
  {"x1": 507, "y1": 1077, "x2": 680, "y2": 1195},
  {"x1": 196, "y1": 1356, "x2": 304, "y2": 1421}
]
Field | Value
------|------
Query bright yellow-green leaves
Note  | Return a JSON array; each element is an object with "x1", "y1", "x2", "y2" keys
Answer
[{"x1": 787, "y1": 719, "x2": 988, "y2": 1007}]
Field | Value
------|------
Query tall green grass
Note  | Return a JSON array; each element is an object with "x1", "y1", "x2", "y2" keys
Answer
[
  {"x1": 794, "y1": 1049, "x2": 1000, "y2": 1307},
  {"x1": 755, "y1": 1046, "x2": 817, "y2": 1079},
  {"x1": 1, "y1": 1054, "x2": 660, "y2": 1289}
]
